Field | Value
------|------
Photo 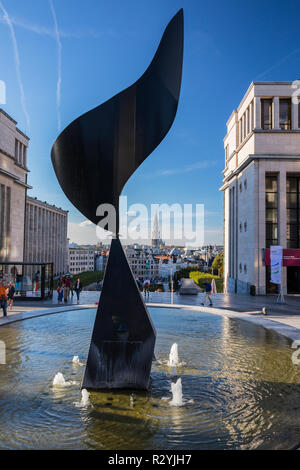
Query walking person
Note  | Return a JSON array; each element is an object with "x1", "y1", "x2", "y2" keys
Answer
[
  {"x1": 74, "y1": 278, "x2": 82, "y2": 304},
  {"x1": 64, "y1": 276, "x2": 70, "y2": 303},
  {"x1": 57, "y1": 276, "x2": 64, "y2": 303},
  {"x1": 0, "y1": 280, "x2": 8, "y2": 317},
  {"x1": 70, "y1": 275, "x2": 74, "y2": 297},
  {"x1": 15, "y1": 273, "x2": 22, "y2": 294},
  {"x1": 201, "y1": 280, "x2": 213, "y2": 307},
  {"x1": 143, "y1": 278, "x2": 150, "y2": 300},
  {"x1": 7, "y1": 282, "x2": 15, "y2": 311},
  {"x1": 34, "y1": 270, "x2": 40, "y2": 292}
]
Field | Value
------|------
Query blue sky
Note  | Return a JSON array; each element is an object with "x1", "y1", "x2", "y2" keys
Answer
[{"x1": 1, "y1": 0, "x2": 300, "y2": 245}]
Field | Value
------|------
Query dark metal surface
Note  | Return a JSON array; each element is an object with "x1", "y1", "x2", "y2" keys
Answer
[
  {"x1": 82, "y1": 238, "x2": 156, "y2": 390},
  {"x1": 51, "y1": 9, "x2": 183, "y2": 233},
  {"x1": 51, "y1": 9, "x2": 183, "y2": 390}
]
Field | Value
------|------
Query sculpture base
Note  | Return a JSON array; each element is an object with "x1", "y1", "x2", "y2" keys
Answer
[{"x1": 82, "y1": 238, "x2": 156, "y2": 391}]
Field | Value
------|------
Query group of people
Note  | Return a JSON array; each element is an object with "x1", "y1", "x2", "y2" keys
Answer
[
  {"x1": 0, "y1": 280, "x2": 16, "y2": 317},
  {"x1": 57, "y1": 276, "x2": 83, "y2": 304}
]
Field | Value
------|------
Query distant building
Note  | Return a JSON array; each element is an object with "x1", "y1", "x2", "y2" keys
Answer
[
  {"x1": 95, "y1": 250, "x2": 109, "y2": 272},
  {"x1": 125, "y1": 245, "x2": 158, "y2": 279},
  {"x1": 69, "y1": 247, "x2": 95, "y2": 274},
  {"x1": 221, "y1": 81, "x2": 300, "y2": 294},
  {"x1": 24, "y1": 197, "x2": 68, "y2": 275},
  {"x1": 0, "y1": 109, "x2": 30, "y2": 262}
]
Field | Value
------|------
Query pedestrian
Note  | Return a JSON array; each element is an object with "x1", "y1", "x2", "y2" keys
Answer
[
  {"x1": 70, "y1": 275, "x2": 74, "y2": 297},
  {"x1": 74, "y1": 278, "x2": 82, "y2": 304},
  {"x1": 57, "y1": 276, "x2": 64, "y2": 303},
  {"x1": 64, "y1": 276, "x2": 70, "y2": 303},
  {"x1": 0, "y1": 280, "x2": 8, "y2": 317},
  {"x1": 15, "y1": 273, "x2": 22, "y2": 294},
  {"x1": 7, "y1": 282, "x2": 15, "y2": 311},
  {"x1": 34, "y1": 270, "x2": 40, "y2": 292},
  {"x1": 143, "y1": 278, "x2": 150, "y2": 300},
  {"x1": 201, "y1": 280, "x2": 213, "y2": 306}
]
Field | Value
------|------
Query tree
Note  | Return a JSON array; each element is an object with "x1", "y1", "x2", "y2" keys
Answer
[{"x1": 212, "y1": 252, "x2": 224, "y2": 276}]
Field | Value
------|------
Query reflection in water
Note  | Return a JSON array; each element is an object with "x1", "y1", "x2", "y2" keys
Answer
[{"x1": 0, "y1": 308, "x2": 300, "y2": 449}]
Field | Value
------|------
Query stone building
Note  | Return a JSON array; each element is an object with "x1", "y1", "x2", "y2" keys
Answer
[
  {"x1": 0, "y1": 109, "x2": 30, "y2": 262},
  {"x1": 221, "y1": 81, "x2": 300, "y2": 295},
  {"x1": 125, "y1": 245, "x2": 158, "y2": 279},
  {"x1": 69, "y1": 247, "x2": 95, "y2": 274},
  {"x1": 24, "y1": 197, "x2": 68, "y2": 275}
]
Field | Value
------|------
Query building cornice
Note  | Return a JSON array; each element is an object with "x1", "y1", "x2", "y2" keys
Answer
[
  {"x1": 220, "y1": 153, "x2": 300, "y2": 190},
  {"x1": 0, "y1": 167, "x2": 32, "y2": 188},
  {"x1": 0, "y1": 147, "x2": 30, "y2": 172},
  {"x1": 0, "y1": 108, "x2": 17, "y2": 124},
  {"x1": 16, "y1": 127, "x2": 30, "y2": 141},
  {"x1": 26, "y1": 196, "x2": 68, "y2": 215}
]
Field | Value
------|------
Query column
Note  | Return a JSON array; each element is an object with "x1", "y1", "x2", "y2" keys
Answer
[
  {"x1": 254, "y1": 97, "x2": 261, "y2": 129},
  {"x1": 255, "y1": 161, "x2": 266, "y2": 294},
  {"x1": 273, "y1": 97, "x2": 280, "y2": 129},
  {"x1": 292, "y1": 100, "x2": 298, "y2": 129},
  {"x1": 241, "y1": 115, "x2": 244, "y2": 142},
  {"x1": 239, "y1": 119, "x2": 242, "y2": 145},
  {"x1": 249, "y1": 102, "x2": 253, "y2": 132},
  {"x1": 245, "y1": 108, "x2": 249, "y2": 136},
  {"x1": 278, "y1": 170, "x2": 287, "y2": 294}
]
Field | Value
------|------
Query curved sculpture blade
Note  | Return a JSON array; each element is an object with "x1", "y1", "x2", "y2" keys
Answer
[{"x1": 51, "y1": 9, "x2": 183, "y2": 230}]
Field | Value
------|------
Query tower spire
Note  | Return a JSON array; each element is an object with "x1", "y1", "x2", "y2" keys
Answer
[{"x1": 152, "y1": 212, "x2": 160, "y2": 248}]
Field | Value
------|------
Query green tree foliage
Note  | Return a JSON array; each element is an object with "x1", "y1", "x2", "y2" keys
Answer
[{"x1": 212, "y1": 252, "x2": 224, "y2": 276}]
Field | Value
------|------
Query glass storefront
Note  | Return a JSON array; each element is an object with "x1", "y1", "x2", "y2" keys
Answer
[{"x1": 0, "y1": 262, "x2": 53, "y2": 300}]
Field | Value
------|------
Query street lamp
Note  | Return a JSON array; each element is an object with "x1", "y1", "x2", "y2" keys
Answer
[{"x1": 170, "y1": 262, "x2": 174, "y2": 305}]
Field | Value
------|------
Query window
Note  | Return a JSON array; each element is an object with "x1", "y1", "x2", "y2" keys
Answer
[
  {"x1": 0, "y1": 185, "x2": 11, "y2": 259},
  {"x1": 244, "y1": 221, "x2": 247, "y2": 232},
  {"x1": 265, "y1": 175, "x2": 278, "y2": 248},
  {"x1": 225, "y1": 145, "x2": 229, "y2": 163},
  {"x1": 261, "y1": 99, "x2": 272, "y2": 130},
  {"x1": 287, "y1": 176, "x2": 300, "y2": 248},
  {"x1": 244, "y1": 179, "x2": 247, "y2": 190},
  {"x1": 279, "y1": 99, "x2": 291, "y2": 130}
]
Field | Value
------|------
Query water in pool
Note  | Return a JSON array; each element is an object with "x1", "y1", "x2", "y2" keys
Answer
[{"x1": 0, "y1": 307, "x2": 300, "y2": 450}]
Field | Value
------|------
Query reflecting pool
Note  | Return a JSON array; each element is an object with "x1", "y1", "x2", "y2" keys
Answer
[{"x1": 0, "y1": 307, "x2": 300, "y2": 449}]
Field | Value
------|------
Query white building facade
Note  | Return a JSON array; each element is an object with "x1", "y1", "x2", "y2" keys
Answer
[
  {"x1": 0, "y1": 109, "x2": 30, "y2": 262},
  {"x1": 69, "y1": 248, "x2": 95, "y2": 274},
  {"x1": 24, "y1": 197, "x2": 68, "y2": 275},
  {"x1": 221, "y1": 81, "x2": 300, "y2": 295}
]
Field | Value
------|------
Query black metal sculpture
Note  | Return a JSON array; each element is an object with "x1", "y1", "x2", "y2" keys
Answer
[{"x1": 51, "y1": 9, "x2": 183, "y2": 390}]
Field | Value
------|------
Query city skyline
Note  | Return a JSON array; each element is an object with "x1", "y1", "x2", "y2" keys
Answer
[{"x1": 2, "y1": 0, "x2": 300, "y2": 245}]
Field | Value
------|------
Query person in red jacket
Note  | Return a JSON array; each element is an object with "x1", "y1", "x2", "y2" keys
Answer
[{"x1": 0, "y1": 280, "x2": 8, "y2": 317}]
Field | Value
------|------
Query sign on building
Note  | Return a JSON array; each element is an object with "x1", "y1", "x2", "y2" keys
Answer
[{"x1": 270, "y1": 245, "x2": 282, "y2": 285}]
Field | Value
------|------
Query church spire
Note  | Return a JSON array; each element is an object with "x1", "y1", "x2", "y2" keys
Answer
[{"x1": 152, "y1": 212, "x2": 161, "y2": 248}]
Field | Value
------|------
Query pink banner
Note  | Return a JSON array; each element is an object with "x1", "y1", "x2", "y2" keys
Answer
[{"x1": 265, "y1": 248, "x2": 300, "y2": 266}]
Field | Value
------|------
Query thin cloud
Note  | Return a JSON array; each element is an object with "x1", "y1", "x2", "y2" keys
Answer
[
  {"x1": 0, "y1": 0, "x2": 30, "y2": 130},
  {"x1": 49, "y1": 0, "x2": 62, "y2": 132},
  {"x1": 156, "y1": 160, "x2": 217, "y2": 177},
  {"x1": 255, "y1": 47, "x2": 300, "y2": 80},
  {"x1": 0, "y1": 14, "x2": 119, "y2": 39}
]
